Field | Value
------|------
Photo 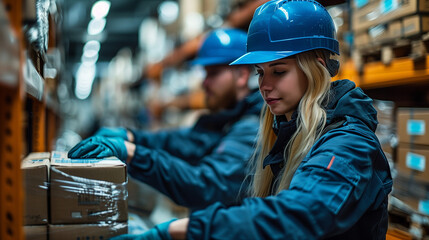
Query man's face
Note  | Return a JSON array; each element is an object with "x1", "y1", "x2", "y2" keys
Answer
[{"x1": 202, "y1": 65, "x2": 238, "y2": 112}]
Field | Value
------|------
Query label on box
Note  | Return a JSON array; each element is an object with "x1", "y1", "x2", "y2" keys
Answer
[
  {"x1": 406, "y1": 152, "x2": 426, "y2": 172},
  {"x1": 407, "y1": 120, "x2": 425, "y2": 135},
  {"x1": 380, "y1": 0, "x2": 398, "y2": 14},
  {"x1": 419, "y1": 200, "x2": 429, "y2": 215},
  {"x1": 355, "y1": 0, "x2": 369, "y2": 8}
]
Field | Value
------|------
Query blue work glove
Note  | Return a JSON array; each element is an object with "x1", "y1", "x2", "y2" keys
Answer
[
  {"x1": 95, "y1": 127, "x2": 129, "y2": 141},
  {"x1": 109, "y1": 219, "x2": 176, "y2": 240},
  {"x1": 68, "y1": 136, "x2": 128, "y2": 162}
]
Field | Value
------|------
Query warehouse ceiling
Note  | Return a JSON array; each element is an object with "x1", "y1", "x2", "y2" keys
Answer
[
  {"x1": 60, "y1": 0, "x2": 347, "y2": 67},
  {"x1": 62, "y1": 0, "x2": 167, "y2": 64}
]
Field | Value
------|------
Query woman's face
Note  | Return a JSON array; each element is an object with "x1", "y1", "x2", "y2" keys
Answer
[{"x1": 256, "y1": 58, "x2": 308, "y2": 119}]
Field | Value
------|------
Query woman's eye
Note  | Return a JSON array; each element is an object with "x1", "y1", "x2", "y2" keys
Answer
[
  {"x1": 256, "y1": 71, "x2": 264, "y2": 77},
  {"x1": 273, "y1": 70, "x2": 286, "y2": 75}
]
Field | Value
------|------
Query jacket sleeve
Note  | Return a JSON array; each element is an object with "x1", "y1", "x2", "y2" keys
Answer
[
  {"x1": 187, "y1": 124, "x2": 392, "y2": 239},
  {"x1": 129, "y1": 127, "x2": 222, "y2": 161},
  {"x1": 127, "y1": 116, "x2": 259, "y2": 209}
]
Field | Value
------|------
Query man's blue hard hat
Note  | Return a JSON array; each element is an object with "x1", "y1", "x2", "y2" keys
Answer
[
  {"x1": 191, "y1": 28, "x2": 247, "y2": 66},
  {"x1": 230, "y1": 0, "x2": 339, "y2": 65}
]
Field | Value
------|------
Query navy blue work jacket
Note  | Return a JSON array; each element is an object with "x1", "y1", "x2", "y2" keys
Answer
[
  {"x1": 128, "y1": 90, "x2": 263, "y2": 210},
  {"x1": 187, "y1": 80, "x2": 393, "y2": 239}
]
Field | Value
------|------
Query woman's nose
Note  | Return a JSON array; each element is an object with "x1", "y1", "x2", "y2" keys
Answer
[{"x1": 259, "y1": 77, "x2": 273, "y2": 91}]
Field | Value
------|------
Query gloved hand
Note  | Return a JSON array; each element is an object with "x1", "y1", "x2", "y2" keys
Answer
[
  {"x1": 95, "y1": 127, "x2": 129, "y2": 141},
  {"x1": 109, "y1": 219, "x2": 176, "y2": 240},
  {"x1": 68, "y1": 136, "x2": 128, "y2": 162}
]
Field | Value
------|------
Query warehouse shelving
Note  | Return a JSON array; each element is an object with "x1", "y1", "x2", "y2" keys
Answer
[
  {"x1": 337, "y1": 56, "x2": 429, "y2": 90},
  {"x1": 1, "y1": 0, "x2": 61, "y2": 238},
  {"x1": 1, "y1": 0, "x2": 25, "y2": 239}
]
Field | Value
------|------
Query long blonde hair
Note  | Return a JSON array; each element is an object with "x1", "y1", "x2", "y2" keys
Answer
[{"x1": 250, "y1": 50, "x2": 333, "y2": 197}]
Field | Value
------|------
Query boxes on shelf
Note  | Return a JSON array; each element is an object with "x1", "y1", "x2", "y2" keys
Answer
[
  {"x1": 49, "y1": 151, "x2": 128, "y2": 224},
  {"x1": 21, "y1": 152, "x2": 50, "y2": 225},
  {"x1": 352, "y1": 0, "x2": 429, "y2": 32},
  {"x1": 24, "y1": 225, "x2": 47, "y2": 240},
  {"x1": 49, "y1": 222, "x2": 128, "y2": 240},
  {"x1": 397, "y1": 108, "x2": 429, "y2": 146}
]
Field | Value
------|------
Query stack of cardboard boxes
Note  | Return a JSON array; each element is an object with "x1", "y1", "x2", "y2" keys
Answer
[
  {"x1": 394, "y1": 108, "x2": 429, "y2": 215},
  {"x1": 22, "y1": 151, "x2": 128, "y2": 240},
  {"x1": 353, "y1": 0, "x2": 429, "y2": 49}
]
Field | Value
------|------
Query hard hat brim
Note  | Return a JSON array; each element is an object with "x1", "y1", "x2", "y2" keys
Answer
[
  {"x1": 230, "y1": 50, "x2": 304, "y2": 65},
  {"x1": 190, "y1": 57, "x2": 237, "y2": 66}
]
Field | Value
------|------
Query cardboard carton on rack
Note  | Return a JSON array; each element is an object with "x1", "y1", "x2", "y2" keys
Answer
[
  {"x1": 49, "y1": 151, "x2": 128, "y2": 224},
  {"x1": 22, "y1": 152, "x2": 50, "y2": 225}
]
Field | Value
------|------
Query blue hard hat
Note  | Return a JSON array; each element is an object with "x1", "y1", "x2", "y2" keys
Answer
[
  {"x1": 191, "y1": 28, "x2": 247, "y2": 66},
  {"x1": 230, "y1": 0, "x2": 339, "y2": 65}
]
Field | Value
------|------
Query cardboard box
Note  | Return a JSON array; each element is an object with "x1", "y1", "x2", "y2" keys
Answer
[
  {"x1": 389, "y1": 20, "x2": 403, "y2": 39},
  {"x1": 397, "y1": 108, "x2": 429, "y2": 145},
  {"x1": 369, "y1": 23, "x2": 389, "y2": 43},
  {"x1": 49, "y1": 222, "x2": 128, "y2": 240},
  {"x1": 396, "y1": 144, "x2": 429, "y2": 182},
  {"x1": 403, "y1": 14, "x2": 429, "y2": 37},
  {"x1": 24, "y1": 225, "x2": 47, "y2": 240},
  {"x1": 355, "y1": 31, "x2": 370, "y2": 48},
  {"x1": 22, "y1": 152, "x2": 50, "y2": 225},
  {"x1": 50, "y1": 151, "x2": 128, "y2": 224},
  {"x1": 392, "y1": 172, "x2": 429, "y2": 215}
]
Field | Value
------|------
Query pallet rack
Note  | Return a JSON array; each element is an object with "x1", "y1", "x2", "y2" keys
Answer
[
  {"x1": 1, "y1": 0, "x2": 25, "y2": 239},
  {"x1": 1, "y1": 0, "x2": 60, "y2": 238}
]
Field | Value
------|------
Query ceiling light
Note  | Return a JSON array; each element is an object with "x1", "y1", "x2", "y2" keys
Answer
[
  {"x1": 87, "y1": 18, "x2": 106, "y2": 35},
  {"x1": 83, "y1": 40, "x2": 101, "y2": 58},
  {"x1": 91, "y1": 0, "x2": 111, "y2": 19},
  {"x1": 81, "y1": 52, "x2": 99, "y2": 65},
  {"x1": 75, "y1": 63, "x2": 96, "y2": 100},
  {"x1": 158, "y1": 1, "x2": 179, "y2": 25}
]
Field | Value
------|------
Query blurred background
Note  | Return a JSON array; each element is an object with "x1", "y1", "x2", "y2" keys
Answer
[{"x1": 2, "y1": 0, "x2": 429, "y2": 239}]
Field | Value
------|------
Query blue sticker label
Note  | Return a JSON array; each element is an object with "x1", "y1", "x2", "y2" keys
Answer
[
  {"x1": 31, "y1": 159, "x2": 44, "y2": 163},
  {"x1": 406, "y1": 152, "x2": 426, "y2": 172},
  {"x1": 355, "y1": 0, "x2": 369, "y2": 8},
  {"x1": 419, "y1": 200, "x2": 429, "y2": 215},
  {"x1": 381, "y1": 0, "x2": 398, "y2": 14},
  {"x1": 53, "y1": 158, "x2": 104, "y2": 164},
  {"x1": 407, "y1": 120, "x2": 425, "y2": 135}
]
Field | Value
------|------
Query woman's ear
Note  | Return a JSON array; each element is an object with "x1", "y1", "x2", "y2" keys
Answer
[
  {"x1": 317, "y1": 57, "x2": 326, "y2": 67},
  {"x1": 317, "y1": 57, "x2": 339, "y2": 77}
]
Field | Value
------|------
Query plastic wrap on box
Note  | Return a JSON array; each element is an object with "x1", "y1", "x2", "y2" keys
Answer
[
  {"x1": 49, "y1": 222, "x2": 128, "y2": 240},
  {"x1": 24, "y1": 0, "x2": 50, "y2": 54},
  {"x1": 24, "y1": 225, "x2": 47, "y2": 240},
  {"x1": 22, "y1": 152, "x2": 50, "y2": 225},
  {"x1": 50, "y1": 151, "x2": 128, "y2": 224}
]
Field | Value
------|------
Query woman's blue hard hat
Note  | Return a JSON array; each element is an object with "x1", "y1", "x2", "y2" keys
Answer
[{"x1": 230, "y1": 0, "x2": 339, "y2": 65}]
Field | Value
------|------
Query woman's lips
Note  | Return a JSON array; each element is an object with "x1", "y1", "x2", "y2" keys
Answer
[{"x1": 265, "y1": 98, "x2": 281, "y2": 105}]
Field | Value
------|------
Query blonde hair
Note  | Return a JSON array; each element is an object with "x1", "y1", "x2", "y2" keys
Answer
[{"x1": 250, "y1": 50, "x2": 333, "y2": 197}]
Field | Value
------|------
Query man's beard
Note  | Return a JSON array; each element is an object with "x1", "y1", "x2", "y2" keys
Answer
[{"x1": 206, "y1": 86, "x2": 237, "y2": 112}]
